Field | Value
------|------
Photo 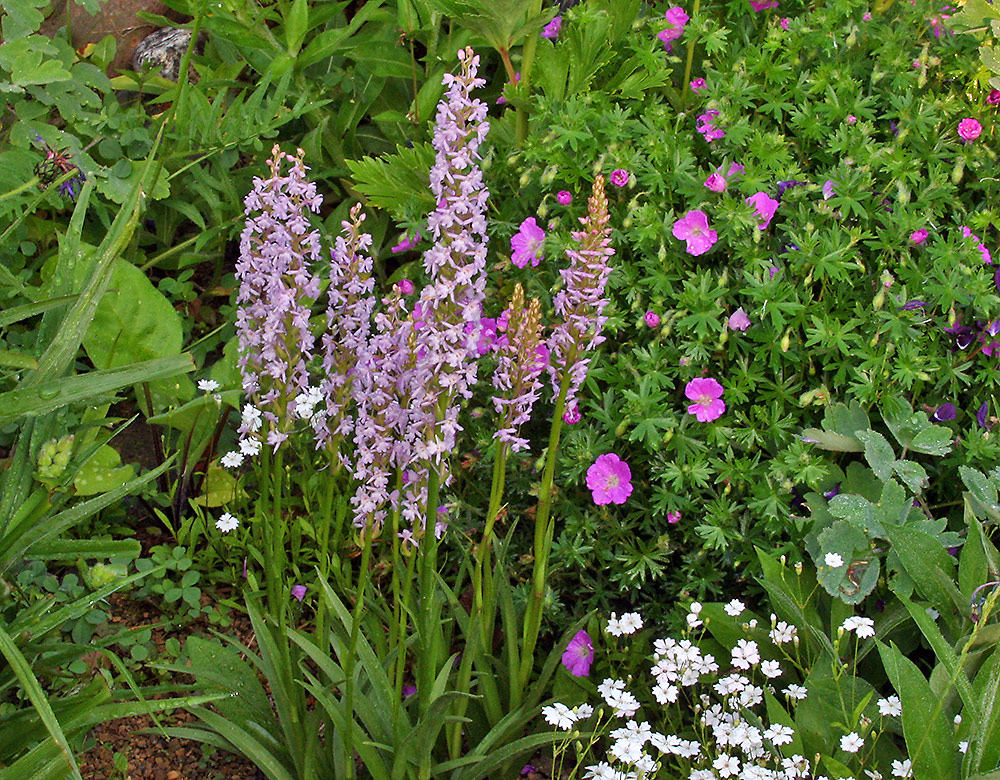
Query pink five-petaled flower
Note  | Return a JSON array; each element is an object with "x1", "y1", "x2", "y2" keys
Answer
[
  {"x1": 586, "y1": 453, "x2": 633, "y2": 505},
  {"x1": 704, "y1": 172, "x2": 727, "y2": 192},
  {"x1": 750, "y1": 0, "x2": 779, "y2": 10},
  {"x1": 672, "y1": 210, "x2": 718, "y2": 256},
  {"x1": 685, "y1": 377, "x2": 725, "y2": 422},
  {"x1": 690, "y1": 77, "x2": 706, "y2": 93},
  {"x1": 610, "y1": 169, "x2": 629, "y2": 187},
  {"x1": 511, "y1": 217, "x2": 545, "y2": 268},
  {"x1": 728, "y1": 307, "x2": 751, "y2": 331},
  {"x1": 696, "y1": 109, "x2": 725, "y2": 142},
  {"x1": 562, "y1": 630, "x2": 594, "y2": 677},
  {"x1": 910, "y1": 229, "x2": 929, "y2": 245},
  {"x1": 541, "y1": 15, "x2": 561, "y2": 39},
  {"x1": 958, "y1": 118, "x2": 983, "y2": 142},
  {"x1": 746, "y1": 191, "x2": 780, "y2": 229},
  {"x1": 658, "y1": 7, "x2": 689, "y2": 49}
]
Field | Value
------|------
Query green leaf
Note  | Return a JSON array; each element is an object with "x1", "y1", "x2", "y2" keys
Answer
[
  {"x1": 893, "y1": 460, "x2": 929, "y2": 493},
  {"x1": 970, "y1": 651, "x2": 1000, "y2": 774},
  {"x1": 82, "y1": 260, "x2": 183, "y2": 370},
  {"x1": 800, "y1": 427, "x2": 864, "y2": 452},
  {"x1": 0, "y1": 354, "x2": 195, "y2": 426},
  {"x1": 73, "y1": 444, "x2": 136, "y2": 496},
  {"x1": 878, "y1": 641, "x2": 958, "y2": 780},
  {"x1": 960, "y1": 517, "x2": 991, "y2": 599},
  {"x1": 883, "y1": 521, "x2": 960, "y2": 620},
  {"x1": 856, "y1": 430, "x2": 896, "y2": 480},
  {"x1": 908, "y1": 425, "x2": 954, "y2": 456},
  {"x1": 285, "y1": 0, "x2": 309, "y2": 54},
  {"x1": 0, "y1": 624, "x2": 84, "y2": 780}
]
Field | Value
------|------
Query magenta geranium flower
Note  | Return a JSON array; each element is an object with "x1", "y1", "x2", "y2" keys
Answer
[
  {"x1": 645, "y1": 311, "x2": 661, "y2": 328},
  {"x1": 909, "y1": 229, "x2": 928, "y2": 245},
  {"x1": 685, "y1": 377, "x2": 725, "y2": 422},
  {"x1": 610, "y1": 169, "x2": 630, "y2": 187},
  {"x1": 690, "y1": 77, "x2": 706, "y2": 93},
  {"x1": 704, "y1": 172, "x2": 727, "y2": 192},
  {"x1": 541, "y1": 15, "x2": 562, "y2": 39},
  {"x1": 556, "y1": 190, "x2": 572, "y2": 205},
  {"x1": 658, "y1": 6, "x2": 689, "y2": 49},
  {"x1": 750, "y1": 0, "x2": 779, "y2": 9},
  {"x1": 728, "y1": 307, "x2": 751, "y2": 331},
  {"x1": 672, "y1": 210, "x2": 718, "y2": 256},
  {"x1": 562, "y1": 630, "x2": 594, "y2": 677},
  {"x1": 511, "y1": 217, "x2": 545, "y2": 268},
  {"x1": 586, "y1": 453, "x2": 633, "y2": 505},
  {"x1": 746, "y1": 192, "x2": 779, "y2": 229},
  {"x1": 958, "y1": 118, "x2": 982, "y2": 142}
]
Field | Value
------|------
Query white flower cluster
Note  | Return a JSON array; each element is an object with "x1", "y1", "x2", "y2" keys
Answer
[
  {"x1": 541, "y1": 606, "x2": 916, "y2": 780},
  {"x1": 219, "y1": 404, "x2": 265, "y2": 472}
]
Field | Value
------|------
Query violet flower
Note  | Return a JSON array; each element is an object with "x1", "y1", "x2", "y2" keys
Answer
[
  {"x1": 236, "y1": 145, "x2": 322, "y2": 451},
  {"x1": 547, "y1": 176, "x2": 615, "y2": 416},
  {"x1": 977, "y1": 401, "x2": 991, "y2": 429},
  {"x1": 541, "y1": 15, "x2": 562, "y2": 39},
  {"x1": 932, "y1": 403, "x2": 956, "y2": 422},
  {"x1": 562, "y1": 630, "x2": 594, "y2": 676},
  {"x1": 314, "y1": 204, "x2": 376, "y2": 453}
]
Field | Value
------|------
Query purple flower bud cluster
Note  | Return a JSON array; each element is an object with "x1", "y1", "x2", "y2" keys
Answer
[
  {"x1": 547, "y1": 176, "x2": 615, "y2": 413},
  {"x1": 236, "y1": 145, "x2": 322, "y2": 451},
  {"x1": 314, "y1": 203, "x2": 376, "y2": 452},
  {"x1": 492, "y1": 284, "x2": 546, "y2": 452}
]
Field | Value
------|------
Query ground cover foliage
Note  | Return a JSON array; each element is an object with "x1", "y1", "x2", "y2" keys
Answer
[{"x1": 3, "y1": 0, "x2": 1000, "y2": 777}]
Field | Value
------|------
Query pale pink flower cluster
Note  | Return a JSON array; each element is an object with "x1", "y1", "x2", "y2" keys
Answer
[{"x1": 235, "y1": 145, "x2": 322, "y2": 454}]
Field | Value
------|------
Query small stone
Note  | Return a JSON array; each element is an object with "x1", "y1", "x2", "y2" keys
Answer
[{"x1": 167, "y1": 771, "x2": 181, "y2": 779}]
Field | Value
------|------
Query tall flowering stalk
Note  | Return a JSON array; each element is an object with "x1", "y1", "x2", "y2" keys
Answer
[
  {"x1": 314, "y1": 203, "x2": 375, "y2": 459},
  {"x1": 235, "y1": 144, "x2": 322, "y2": 614},
  {"x1": 236, "y1": 144, "x2": 322, "y2": 453},
  {"x1": 517, "y1": 175, "x2": 615, "y2": 697},
  {"x1": 474, "y1": 284, "x2": 546, "y2": 644}
]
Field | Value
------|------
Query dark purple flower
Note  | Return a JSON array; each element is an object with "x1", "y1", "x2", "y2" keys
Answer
[
  {"x1": 776, "y1": 180, "x2": 806, "y2": 198},
  {"x1": 994, "y1": 266, "x2": 1000, "y2": 293},
  {"x1": 522, "y1": 765, "x2": 536, "y2": 776},
  {"x1": 898, "y1": 300, "x2": 928, "y2": 310},
  {"x1": 402, "y1": 684, "x2": 417, "y2": 699},
  {"x1": 932, "y1": 403, "x2": 956, "y2": 422},
  {"x1": 977, "y1": 401, "x2": 990, "y2": 429},
  {"x1": 291, "y1": 584, "x2": 307, "y2": 601},
  {"x1": 944, "y1": 317, "x2": 977, "y2": 349},
  {"x1": 823, "y1": 483, "x2": 841, "y2": 500}
]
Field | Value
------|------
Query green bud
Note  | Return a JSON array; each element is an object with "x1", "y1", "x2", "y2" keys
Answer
[
  {"x1": 614, "y1": 420, "x2": 627, "y2": 437},
  {"x1": 895, "y1": 181, "x2": 910, "y2": 205},
  {"x1": 537, "y1": 203, "x2": 548, "y2": 220},
  {"x1": 78, "y1": 559, "x2": 120, "y2": 591},
  {"x1": 37, "y1": 435, "x2": 74, "y2": 481},
  {"x1": 518, "y1": 171, "x2": 531, "y2": 188},
  {"x1": 952, "y1": 158, "x2": 965, "y2": 185},
  {"x1": 623, "y1": 216, "x2": 632, "y2": 229},
  {"x1": 657, "y1": 244, "x2": 667, "y2": 263},
  {"x1": 870, "y1": 333, "x2": 880, "y2": 347},
  {"x1": 718, "y1": 328, "x2": 729, "y2": 348},
  {"x1": 873, "y1": 289, "x2": 885, "y2": 311},
  {"x1": 540, "y1": 165, "x2": 558, "y2": 186},
  {"x1": 780, "y1": 330, "x2": 792, "y2": 352}
]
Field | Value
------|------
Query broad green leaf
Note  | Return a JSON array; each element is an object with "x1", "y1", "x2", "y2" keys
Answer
[
  {"x1": 73, "y1": 444, "x2": 136, "y2": 496},
  {"x1": 879, "y1": 641, "x2": 958, "y2": 780},
  {"x1": 191, "y1": 463, "x2": 245, "y2": 508},
  {"x1": 960, "y1": 517, "x2": 990, "y2": 599},
  {"x1": 894, "y1": 460, "x2": 929, "y2": 493},
  {"x1": 971, "y1": 651, "x2": 1000, "y2": 774},
  {"x1": 909, "y1": 425, "x2": 954, "y2": 456},
  {"x1": 856, "y1": 430, "x2": 896, "y2": 480},
  {"x1": 882, "y1": 521, "x2": 959, "y2": 620},
  {"x1": 83, "y1": 260, "x2": 183, "y2": 370}
]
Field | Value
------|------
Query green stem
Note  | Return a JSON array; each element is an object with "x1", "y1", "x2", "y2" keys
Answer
[
  {"x1": 680, "y1": 0, "x2": 702, "y2": 106},
  {"x1": 0, "y1": 176, "x2": 41, "y2": 203},
  {"x1": 475, "y1": 443, "x2": 508, "y2": 648},
  {"x1": 516, "y1": 375, "x2": 570, "y2": 700},
  {"x1": 343, "y1": 525, "x2": 374, "y2": 780},
  {"x1": 416, "y1": 464, "x2": 442, "y2": 717},
  {"x1": 514, "y1": 0, "x2": 544, "y2": 146},
  {"x1": 315, "y1": 473, "x2": 336, "y2": 644}
]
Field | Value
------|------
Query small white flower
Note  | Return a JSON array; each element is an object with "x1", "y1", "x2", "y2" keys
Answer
[
  {"x1": 954, "y1": 714, "x2": 962, "y2": 725},
  {"x1": 825, "y1": 552, "x2": 845, "y2": 568},
  {"x1": 198, "y1": 379, "x2": 220, "y2": 392},
  {"x1": 241, "y1": 404, "x2": 263, "y2": 432},
  {"x1": 541, "y1": 703, "x2": 575, "y2": 730},
  {"x1": 840, "y1": 732, "x2": 864, "y2": 753},
  {"x1": 769, "y1": 621, "x2": 797, "y2": 645},
  {"x1": 619, "y1": 611, "x2": 643, "y2": 634},
  {"x1": 841, "y1": 616, "x2": 876, "y2": 638},
  {"x1": 713, "y1": 753, "x2": 740, "y2": 778},
  {"x1": 959, "y1": 741, "x2": 969, "y2": 753},
  {"x1": 607, "y1": 613, "x2": 625, "y2": 637},
  {"x1": 760, "y1": 659, "x2": 782, "y2": 678},
  {"x1": 575, "y1": 703, "x2": 594, "y2": 720},
  {"x1": 239, "y1": 436, "x2": 262, "y2": 456},
  {"x1": 725, "y1": 599, "x2": 746, "y2": 617},
  {"x1": 927, "y1": 607, "x2": 940, "y2": 620},
  {"x1": 731, "y1": 639, "x2": 760, "y2": 670},
  {"x1": 891, "y1": 759, "x2": 913, "y2": 778},
  {"x1": 878, "y1": 695, "x2": 902, "y2": 717},
  {"x1": 216, "y1": 512, "x2": 239, "y2": 533},
  {"x1": 784, "y1": 684, "x2": 808, "y2": 700},
  {"x1": 220, "y1": 451, "x2": 244, "y2": 469},
  {"x1": 764, "y1": 724, "x2": 795, "y2": 746},
  {"x1": 690, "y1": 601, "x2": 703, "y2": 614}
]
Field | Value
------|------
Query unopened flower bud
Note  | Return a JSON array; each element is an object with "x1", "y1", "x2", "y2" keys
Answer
[
  {"x1": 952, "y1": 158, "x2": 965, "y2": 185},
  {"x1": 657, "y1": 244, "x2": 667, "y2": 263},
  {"x1": 541, "y1": 165, "x2": 558, "y2": 185},
  {"x1": 519, "y1": 171, "x2": 532, "y2": 187},
  {"x1": 37, "y1": 434, "x2": 74, "y2": 481},
  {"x1": 873, "y1": 289, "x2": 885, "y2": 310},
  {"x1": 780, "y1": 330, "x2": 792, "y2": 352}
]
